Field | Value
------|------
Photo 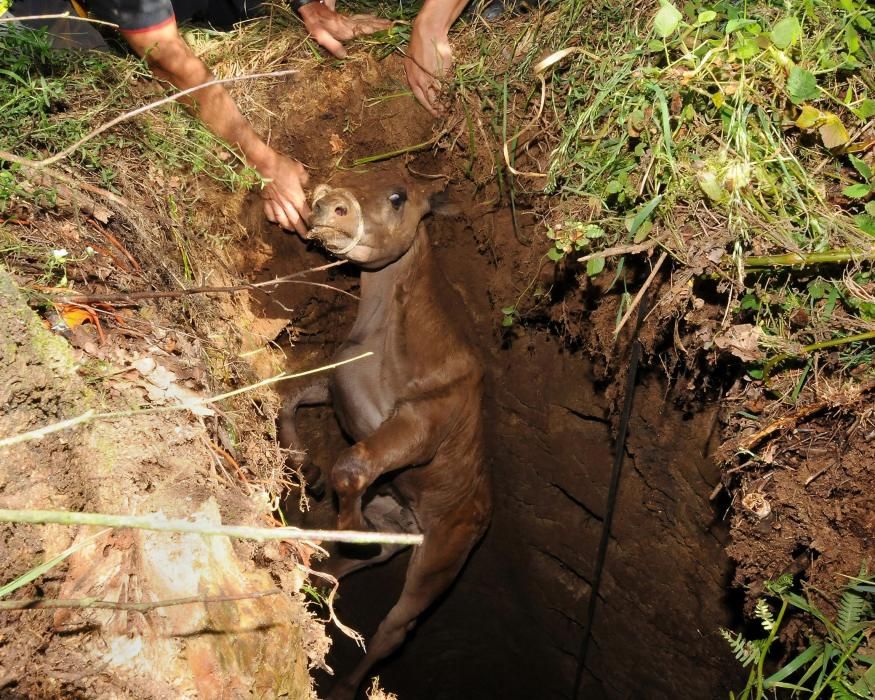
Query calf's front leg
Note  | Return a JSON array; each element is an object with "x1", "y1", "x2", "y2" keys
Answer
[
  {"x1": 331, "y1": 401, "x2": 449, "y2": 531},
  {"x1": 278, "y1": 378, "x2": 331, "y2": 492}
]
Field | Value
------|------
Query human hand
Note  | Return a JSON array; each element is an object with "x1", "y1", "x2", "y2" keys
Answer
[
  {"x1": 298, "y1": 2, "x2": 391, "y2": 59},
  {"x1": 405, "y1": 25, "x2": 452, "y2": 116},
  {"x1": 257, "y1": 152, "x2": 311, "y2": 235}
]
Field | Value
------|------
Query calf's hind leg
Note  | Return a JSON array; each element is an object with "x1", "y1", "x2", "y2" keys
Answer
[{"x1": 327, "y1": 522, "x2": 482, "y2": 700}]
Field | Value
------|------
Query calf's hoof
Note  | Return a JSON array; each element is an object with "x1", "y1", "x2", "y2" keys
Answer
[
  {"x1": 337, "y1": 540, "x2": 382, "y2": 560},
  {"x1": 326, "y1": 679, "x2": 357, "y2": 700}
]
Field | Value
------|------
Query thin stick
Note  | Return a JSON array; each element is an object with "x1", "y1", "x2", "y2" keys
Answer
[
  {"x1": 17, "y1": 164, "x2": 131, "y2": 209},
  {"x1": 0, "y1": 410, "x2": 96, "y2": 449},
  {"x1": 744, "y1": 248, "x2": 875, "y2": 268},
  {"x1": 614, "y1": 251, "x2": 668, "y2": 336},
  {"x1": 578, "y1": 239, "x2": 658, "y2": 263},
  {"x1": 0, "y1": 508, "x2": 425, "y2": 546},
  {"x1": 0, "y1": 12, "x2": 118, "y2": 26},
  {"x1": 55, "y1": 279, "x2": 356, "y2": 304},
  {"x1": 0, "y1": 352, "x2": 372, "y2": 449},
  {"x1": 0, "y1": 588, "x2": 281, "y2": 612},
  {"x1": 0, "y1": 70, "x2": 297, "y2": 170},
  {"x1": 351, "y1": 139, "x2": 436, "y2": 167},
  {"x1": 49, "y1": 260, "x2": 349, "y2": 304}
]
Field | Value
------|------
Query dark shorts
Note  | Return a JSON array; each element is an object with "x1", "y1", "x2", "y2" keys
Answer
[{"x1": 87, "y1": 0, "x2": 263, "y2": 31}]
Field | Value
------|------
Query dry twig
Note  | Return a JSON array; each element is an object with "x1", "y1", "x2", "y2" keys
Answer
[
  {"x1": 0, "y1": 351, "x2": 370, "y2": 449},
  {"x1": 0, "y1": 69, "x2": 297, "y2": 170},
  {"x1": 49, "y1": 260, "x2": 351, "y2": 304},
  {"x1": 0, "y1": 508, "x2": 425, "y2": 547},
  {"x1": 0, "y1": 588, "x2": 281, "y2": 612}
]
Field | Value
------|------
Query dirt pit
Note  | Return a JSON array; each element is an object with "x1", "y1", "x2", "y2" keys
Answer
[
  {"x1": 4, "y1": 25, "x2": 871, "y2": 700},
  {"x1": 226, "y1": 55, "x2": 744, "y2": 698}
]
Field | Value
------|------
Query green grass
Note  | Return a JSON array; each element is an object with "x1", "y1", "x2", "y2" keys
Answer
[
  {"x1": 0, "y1": 25, "x2": 262, "y2": 210},
  {"x1": 441, "y1": 0, "x2": 874, "y2": 383},
  {"x1": 722, "y1": 570, "x2": 875, "y2": 700}
]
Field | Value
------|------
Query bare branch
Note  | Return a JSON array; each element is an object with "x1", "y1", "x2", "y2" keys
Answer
[
  {"x1": 0, "y1": 352, "x2": 371, "y2": 449},
  {"x1": 0, "y1": 508, "x2": 425, "y2": 546},
  {"x1": 0, "y1": 70, "x2": 297, "y2": 170},
  {"x1": 48, "y1": 260, "x2": 354, "y2": 304},
  {"x1": 0, "y1": 12, "x2": 118, "y2": 26},
  {"x1": 0, "y1": 588, "x2": 282, "y2": 612}
]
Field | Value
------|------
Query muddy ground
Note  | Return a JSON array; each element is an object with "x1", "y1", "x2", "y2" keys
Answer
[
  {"x1": 1, "y1": 30, "x2": 872, "y2": 700},
  {"x1": 234, "y1": 54, "x2": 745, "y2": 698}
]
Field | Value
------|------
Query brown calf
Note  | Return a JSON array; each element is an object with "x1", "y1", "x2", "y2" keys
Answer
[{"x1": 280, "y1": 166, "x2": 491, "y2": 699}]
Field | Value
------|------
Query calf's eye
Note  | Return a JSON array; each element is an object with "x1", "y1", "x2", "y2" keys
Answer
[{"x1": 388, "y1": 191, "x2": 406, "y2": 209}]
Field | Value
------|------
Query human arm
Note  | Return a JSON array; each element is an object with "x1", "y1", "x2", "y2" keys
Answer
[
  {"x1": 122, "y1": 21, "x2": 310, "y2": 233},
  {"x1": 297, "y1": 1, "x2": 391, "y2": 59},
  {"x1": 405, "y1": 0, "x2": 469, "y2": 115}
]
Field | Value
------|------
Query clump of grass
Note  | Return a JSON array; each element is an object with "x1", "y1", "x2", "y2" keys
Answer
[
  {"x1": 0, "y1": 25, "x2": 265, "y2": 212},
  {"x1": 445, "y1": 0, "x2": 874, "y2": 387},
  {"x1": 722, "y1": 570, "x2": 875, "y2": 700}
]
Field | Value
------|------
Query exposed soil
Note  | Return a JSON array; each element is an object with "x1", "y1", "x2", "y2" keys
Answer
[
  {"x1": 232, "y1": 55, "x2": 746, "y2": 698},
  {"x1": 3, "y1": 23, "x2": 871, "y2": 700},
  {"x1": 723, "y1": 403, "x2": 875, "y2": 609}
]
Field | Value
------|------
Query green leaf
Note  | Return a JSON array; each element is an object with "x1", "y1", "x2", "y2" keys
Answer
[
  {"x1": 697, "y1": 170, "x2": 727, "y2": 201},
  {"x1": 584, "y1": 224, "x2": 605, "y2": 239},
  {"x1": 501, "y1": 315, "x2": 514, "y2": 327},
  {"x1": 843, "y1": 183, "x2": 871, "y2": 198},
  {"x1": 586, "y1": 256, "x2": 605, "y2": 277},
  {"x1": 854, "y1": 99, "x2": 875, "y2": 120},
  {"x1": 734, "y1": 40, "x2": 758, "y2": 59},
  {"x1": 634, "y1": 220, "x2": 654, "y2": 243},
  {"x1": 845, "y1": 24, "x2": 860, "y2": 54},
  {"x1": 653, "y1": 2, "x2": 683, "y2": 37},
  {"x1": 697, "y1": 10, "x2": 717, "y2": 24},
  {"x1": 795, "y1": 104, "x2": 822, "y2": 129},
  {"x1": 866, "y1": 201, "x2": 875, "y2": 217},
  {"x1": 764, "y1": 645, "x2": 824, "y2": 688},
  {"x1": 726, "y1": 18, "x2": 757, "y2": 33},
  {"x1": 626, "y1": 195, "x2": 662, "y2": 238},
  {"x1": 646, "y1": 38, "x2": 664, "y2": 52},
  {"x1": 854, "y1": 214, "x2": 875, "y2": 236},
  {"x1": 849, "y1": 154, "x2": 872, "y2": 182},
  {"x1": 546, "y1": 247, "x2": 564, "y2": 262},
  {"x1": 787, "y1": 66, "x2": 819, "y2": 104},
  {"x1": 605, "y1": 179, "x2": 623, "y2": 194},
  {"x1": 500, "y1": 306, "x2": 515, "y2": 315},
  {"x1": 771, "y1": 16, "x2": 801, "y2": 49}
]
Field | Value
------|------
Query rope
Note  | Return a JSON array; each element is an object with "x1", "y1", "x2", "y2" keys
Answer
[{"x1": 572, "y1": 293, "x2": 651, "y2": 698}]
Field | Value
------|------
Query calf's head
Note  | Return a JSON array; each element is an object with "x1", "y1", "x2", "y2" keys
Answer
[{"x1": 306, "y1": 168, "x2": 442, "y2": 269}]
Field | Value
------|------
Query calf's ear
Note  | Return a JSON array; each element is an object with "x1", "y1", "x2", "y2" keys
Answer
[
  {"x1": 428, "y1": 189, "x2": 463, "y2": 218},
  {"x1": 408, "y1": 175, "x2": 460, "y2": 217}
]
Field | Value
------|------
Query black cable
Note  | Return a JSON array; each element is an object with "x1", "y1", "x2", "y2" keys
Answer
[{"x1": 572, "y1": 293, "x2": 651, "y2": 698}]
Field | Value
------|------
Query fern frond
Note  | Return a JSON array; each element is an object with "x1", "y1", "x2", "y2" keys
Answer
[
  {"x1": 755, "y1": 598, "x2": 776, "y2": 631},
  {"x1": 828, "y1": 678, "x2": 858, "y2": 700},
  {"x1": 837, "y1": 588, "x2": 866, "y2": 637},
  {"x1": 721, "y1": 628, "x2": 762, "y2": 667},
  {"x1": 765, "y1": 573, "x2": 794, "y2": 595}
]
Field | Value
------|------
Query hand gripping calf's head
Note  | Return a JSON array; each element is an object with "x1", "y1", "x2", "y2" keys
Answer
[{"x1": 306, "y1": 169, "x2": 440, "y2": 269}]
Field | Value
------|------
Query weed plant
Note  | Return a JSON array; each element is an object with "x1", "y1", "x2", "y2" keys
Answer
[
  {"x1": 722, "y1": 570, "x2": 875, "y2": 699},
  {"x1": 446, "y1": 0, "x2": 874, "y2": 385},
  {"x1": 0, "y1": 25, "x2": 260, "y2": 210}
]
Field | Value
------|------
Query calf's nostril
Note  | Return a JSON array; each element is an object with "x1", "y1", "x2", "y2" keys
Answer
[{"x1": 334, "y1": 206, "x2": 347, "y2": 217}]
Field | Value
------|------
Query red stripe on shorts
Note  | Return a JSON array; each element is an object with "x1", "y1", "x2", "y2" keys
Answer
[{"x1": 119, "y1": 13, "x2": 176, "y2": 34}]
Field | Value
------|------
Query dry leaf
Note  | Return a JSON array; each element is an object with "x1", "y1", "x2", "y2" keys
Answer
[
  {"x1": 713, "y1": 323, "x2": 764, "y2": 362},
  {"x1": 328, "y1": 133, "x2": 346, "y2": 154}
]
